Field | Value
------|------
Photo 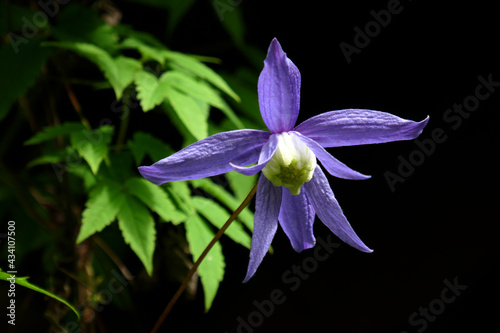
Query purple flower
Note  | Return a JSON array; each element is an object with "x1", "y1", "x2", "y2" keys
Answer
[{"x1": 139, "y1": 38, "x2": 429, "y2": 282}]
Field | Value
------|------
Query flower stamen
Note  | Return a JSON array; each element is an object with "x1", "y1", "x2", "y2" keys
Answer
[{"x1": 262, "y1": 132, "x2": 316, "y2": 195}]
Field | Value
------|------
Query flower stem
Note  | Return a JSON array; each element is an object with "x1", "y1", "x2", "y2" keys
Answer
[{"x1": 150, "y1": 180, "x2": 259, "y2": 333}]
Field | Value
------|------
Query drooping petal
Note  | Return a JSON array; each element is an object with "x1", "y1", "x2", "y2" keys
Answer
[
  {"x1": 230, "y1": 134, "x2": 279, "y2": 176},
  {"x1": 278, "y1": 188, "x2": 316, "y2": 252},
  {"x1": 303, "y1": 166, "x2": 373, "y2": 253},
  {"x1": 295, "y1": 109, "x2": 429, "y2": 148},
  {"x1": 243, "y1": 174, "x2": 282, "y2": 282},
  {"x1": 138, "y1": 129, "x2": 270, "y2": 185},
  {"x1": 293, "y1": 132, "x2": 370, "y2": 180},
  {"x1": 258, "y1": 38, "x2": 301, "y2": 133}
]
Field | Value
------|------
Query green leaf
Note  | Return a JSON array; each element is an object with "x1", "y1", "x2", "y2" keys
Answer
[
  {"x1": 70, "y1": 125, "x2": 114, "y2": 174},
  {"x1": 134, "y1": 71, "x2": 170, "y2": 111},
  {"x1": 226, "y1": 171, "x2": 258, "y2": 202},
  {"x1": 127, "y1": 131, "x2": 173, "y2": 164},
  {"x1": 221, "y1": 69, "x2": 265, "y2": 128},
  {"x1": 125, "y1": 177, "x2": 186, "y2": 224},
  {"x1": 184, "y1": 213, "x2": 224, "y2": 311},
  {"x1": 0, "y1": 269, "x2": 80, "y2": 319},
  {"x1": 190, "y1": 178, "x2": 255, "y2": 232},
  {"x1": 44, "y1": 41, "x2": 140, "y2": 99},
  {"x1": 77, "y1": 180, "x2": 125, "y2": 243},
  {"x1": 66, "y1": 163, "x2": 97, "y2": 191},
  {"x1": 114, "y1": 56, "x2": 143, "y2": 95},
  {"x1": 166, "y1": 87, "x2": 209, "y2": 140},
  {"x1": 163, "y1": 71, "x2": 244, "y2": 129},
  {"x1": 163, "y1": 71, "x2": 220, "y2": 105},
  {"x1": 166, "y1": 181, "x2": 195, "y2": 214},
  {"x1": 164, "y1": 51, "x2": 240, "y2": 102},
  {"x1": 192, "y1": 196, "x2": 251, "y2": 249},
  {"x1": 26, "y1": 150, "x2": 67, "y2": 168},
  {"x1": 24, "y1": 122, "x2": 85, "y2": 145},
  {"x1": 117, "y1": 195, "x2": 156, "y2": 276},
  {"x1": 119, "y1": 37, "x2": 167, "y2": 65},
  {"x1": 0, "y1": 36, "x2": 52, "y2": 121}
]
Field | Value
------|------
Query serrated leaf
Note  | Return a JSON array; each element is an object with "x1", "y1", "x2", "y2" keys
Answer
[
  {"x1": 117, "y1": 195, "x2": 156, "y2": 275},
  {"x1": 184, "y1": 213, "x2": 224, "y2": 311},
  {"x1": 44, "y1": 41, "x2": 140, "y2": 99},
  {"x1": 127, "y1": 131, "x2": 173, "y2": 164},
  {"x1": 166, "y1": 87, "x2": 209, "y2": 140},
  {"x1": 25, "y1": 122, "x2": 85, "y2": 145},
  {"x1": 125, "y1": 177, "x2": 185, "y2": 224},
  {"x1": 166, "y1": 181, "x2": 195, "y2": 214},
  {"x1": 134, "y1": 70, "x2": 170, "y2": 111},
  {"x1": 192, "y1": 196, "x2": 251, "y2": 249},
  {"x1": 0, "y1": 269, "x2": 79, "y2": 319},
  {"x1": 77, "y1": 180, "x2": 125, "y2": 243},
  {"x1": 0, "y1": 36, "x2": 52, "y2": 121},
  {"x1": 67, "y1": 163, "x2": 97, "y2": 191},
  {"x1": 164, "y1": 51, "x2": 239, "y2": 102},
  {"x1": 190, "y1": 178, "x2": 255, "y2": 232},
  {"x1": 27, "y1": 150, "x2": 66, "y2": 168},
  {"x1": 163, "y1": 71, "x2": 243, "y2": 129},
  {"x1": 114, "y1": 56, "x2": 143, "y2": 95},
  {"x1": 119, "y1": 37, "x2": 167, "y2": 65},
  {"x1": 70, "y1": 125, "x2": 114, "y2": 174}
]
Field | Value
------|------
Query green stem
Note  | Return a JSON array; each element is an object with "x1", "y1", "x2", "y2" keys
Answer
[{"x1": 150, "y1": 180, "x2": 259, "y2": 333}]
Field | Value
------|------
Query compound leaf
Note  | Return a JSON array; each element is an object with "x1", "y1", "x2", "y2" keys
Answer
[
  {"x1": 117, "y1": 195, "x2": 156, "y2": 276},
  {"x1": 184, "y1": 213, "x2": 224, "y2": 311}
]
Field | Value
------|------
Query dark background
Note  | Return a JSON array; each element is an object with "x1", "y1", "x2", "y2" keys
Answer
[
  {"x1": 160, "y1": 1, "x2": 500, "y2": 333},
  {"x1": 4, "y1": 0, "x2": 500, "y2": 332}
]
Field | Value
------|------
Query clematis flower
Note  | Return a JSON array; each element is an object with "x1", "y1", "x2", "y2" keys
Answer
[{"x1": 139, "y1": 38, "x2": 429, "y2": 282}]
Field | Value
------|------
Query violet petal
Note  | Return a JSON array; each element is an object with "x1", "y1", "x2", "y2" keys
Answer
[
  {"x1": 258, "y1": 38, "x2": 301, "y2": 133},
  {"x1": 278, "y1": 188, "x2": 316, "y2": 252},
  {"x1": 230, "y1": 134, "x2": 279, "y2": 176},
  {"x1": 295, "y1": 109, "x2": 429, "y2": 148},
  {"x1": 304, "y1": 166, "x2": 373, "y2": 253},
  {"x1": 243, "y1": 174, "x2": 282, "y2": 282},
  {"x1": 138, "y1": 129, "x2": 270, "y2": 184},
  {"x1": 294, "y1": 131, "x2": 371, "y2": 180}
]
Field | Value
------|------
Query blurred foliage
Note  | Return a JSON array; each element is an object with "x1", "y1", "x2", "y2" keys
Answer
[{"x1": 0, "y1": 0, "x2": 264, "y2": 330}]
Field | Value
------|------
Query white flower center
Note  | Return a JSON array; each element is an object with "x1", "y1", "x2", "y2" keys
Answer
[{"x1": 262, "y1": 132, "x2": 316, "y2": 195}]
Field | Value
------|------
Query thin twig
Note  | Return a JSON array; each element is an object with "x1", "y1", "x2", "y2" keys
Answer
[
  {"x1": 63, "y1": 81, "x2": 92, "y2": 130},
  {"x1": 57, "y1": 266, "x2": 92, "y2": 292},
  {"x1": 93, "y1": 236, "x2": 134, "y2": 281},
  {"x1": 150, "y1": 181, "x2": 259, "y2": 333}
]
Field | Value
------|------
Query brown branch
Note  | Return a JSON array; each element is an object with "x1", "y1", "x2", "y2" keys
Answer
[
  {"x1": 150, "y1": 180, "x2": 259, "y2": 333},
  {"x1": 93, "y1": 236, "x2": 134, "y2": 281},
  {"x1": 63, "y1": 81, "x2": 92, "y2": 130}
]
